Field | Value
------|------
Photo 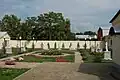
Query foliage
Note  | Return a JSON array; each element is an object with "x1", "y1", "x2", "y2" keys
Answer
[
  {"x1": 81, "y1": 51, "x2": 88, "y2": 61},
  {"x1": 1, "y1": 15, "x2": 21, "y2": 39},
  {"x1": 78, "y1": 49, "x2": 104, "y2": 63},
  {"x1": 84, "y1": 31, "x2": 96, "y2": 35},
  {"x1": 76, "y1": 32, "x2": 83, "y2": 35},
  {"x1": 18, "y1": 54, "x2": 74, "y2": 62},
  {"x1": 0, "y1": 12, "x2": 75, "y2": 40},
  {"x1": 41, "y1": 50, "x2": 62, "y2": 55},
  {"x1": 36, "y1": 50, "x2": 75, "y2": 54},
  {"x1": 93, "y1": 52, "x2": 103, "y2": 62}
]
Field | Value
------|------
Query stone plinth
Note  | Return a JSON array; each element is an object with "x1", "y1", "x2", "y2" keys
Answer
[{"x1": 104, "y1": 51, "x2": 112, "y2": 60}]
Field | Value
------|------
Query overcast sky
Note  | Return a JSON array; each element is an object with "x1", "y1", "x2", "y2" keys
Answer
[{"x1": 0, "y1": 0, "x2": 119, "y2": 32}]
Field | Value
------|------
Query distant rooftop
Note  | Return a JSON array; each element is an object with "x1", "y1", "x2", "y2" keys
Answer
[
  {"x1": 76, "y1": 35, "x2": 97, "y2": 39},
  {"x1": 0, "y1": 32, "x2": 10, "y2": 39}
]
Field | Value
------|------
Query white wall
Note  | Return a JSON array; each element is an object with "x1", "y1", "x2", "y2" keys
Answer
[
  {"x1": 112, "y1": 35, "x2": 120, "y2": 65},
  {"x1": 5, "y1": 40, "x2": 103, "y2": 50}
]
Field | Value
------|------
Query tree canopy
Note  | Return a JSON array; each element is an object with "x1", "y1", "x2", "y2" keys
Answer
[
  {"x1": 84, "y1": 31, "x2": 96, "y2": 35},
  {"x1": 0, "y1": 12, "x2": 75, "y2": 40},
  {"x1": 75, "y1": 31, "x2": 96, "y2": 35}
]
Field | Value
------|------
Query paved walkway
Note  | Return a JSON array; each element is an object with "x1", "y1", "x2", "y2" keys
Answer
[
  {"x1": 14, "y1": 62, "x2": 115, "y2": 80},
  {"x1": 14, "y1": 52, "x2": 115, "y2": 80}
]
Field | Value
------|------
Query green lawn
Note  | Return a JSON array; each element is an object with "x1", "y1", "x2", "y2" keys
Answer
[
  {"x1": 0, "y1": 68, "x2": 29, "y2": 80},
  {"x1": 19, "y1": 55, "x2": 75, "y2": 62}
]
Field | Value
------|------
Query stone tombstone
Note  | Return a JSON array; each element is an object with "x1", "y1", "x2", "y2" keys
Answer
[
  {"x1": 41, "y1": 43, "x2": 43, "y2": 49},
  {"x1": 91, "y1": 46, "x2": 95, "y2": 52},
  {"x1": 6, "y1": 48, "x2": 12, "y2": 54},
  {"x1": 69, "y1": 43, "x2": 72, "y2": 50},
  {"x1": 21, "y1": 47, "x2": 26, "y2": 52},
  {"x1": 104, "y1": 42, "x2": 112, "y2": 60},
  {"x1": 58, "y1": 42, "x2": 61, "y2": 50}
]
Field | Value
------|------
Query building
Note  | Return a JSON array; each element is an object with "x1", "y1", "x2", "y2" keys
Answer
[
  {"x1": 109, "y1": 10, "x2": 120, "y2": 79},
  {"x1": 97, "y1": 27, "x2": 111, "y2": 51},
  {"x1": 0, "y1": 32, "x2": 11, "y2": 54},
  {"x1": 97, "y1": 27, "x2": 110, "y2": 39},
  {"x1": 76, "y1": 35, "x2": 97, "y2": 40}
]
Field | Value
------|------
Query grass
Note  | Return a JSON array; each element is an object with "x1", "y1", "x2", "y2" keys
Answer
[
  {"x1": 0, "y1": 68, "x2": 29, "y2": 80},
  {"x1": 19, "y1": 55, "x2": 75, "y2": 62},
  {"x1": 12, "y1": 48, "x2": 41, "y2": 55}
]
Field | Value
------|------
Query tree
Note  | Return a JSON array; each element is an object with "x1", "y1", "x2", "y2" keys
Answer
[
  {"x1": 37, "y1": 12, "x2": 72, "y2": 40},
  {"x1": 0, "y1": 12, "x2": 74, "y2": 40},
  {"x1": 84, "y1": 31, "x2": 96, "y2": 35},
  {"x1": 24, "y1": 17, "x2": 38, "y2": 40},
  {"x1": 1, "y1": 15, "x2": 21, "y2": 39},
  {"x1": 76, "y1": 32, "x2": 83, "y2": 35}
]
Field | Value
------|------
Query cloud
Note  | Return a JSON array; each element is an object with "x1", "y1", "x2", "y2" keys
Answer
[{"x1": 0, "y1": 0, "x2": 119, "y2": 32}]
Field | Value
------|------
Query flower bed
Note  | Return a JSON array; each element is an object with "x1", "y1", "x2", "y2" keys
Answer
[
  {"x1": 56, "y1": 57, "x2": 69, "y2": 62},
  {"x1": 40, "y1": 50, "x2": 62, "y2": 55},
  {"x1": 18, "y1": 54, "x2": 75, "y2": 62}
]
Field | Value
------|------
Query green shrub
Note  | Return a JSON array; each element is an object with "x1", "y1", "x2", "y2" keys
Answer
[
  {"x1": 82, "y1": 56, "x2": 88, "y2": 60},
  {"x1": 93, "y1": 52, "x2": 103, "y2": 62},
  {"x1": 41, "y1": 50, "x2": 62, "y2": 55}
]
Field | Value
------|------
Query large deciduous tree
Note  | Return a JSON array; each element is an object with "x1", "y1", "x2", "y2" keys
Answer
[
  {"x1": 1, "y1": 15, "x2": 21, "y2": 39},
  {"x1": 0, "y1": 12, "x2": 74, "y2": 40}
]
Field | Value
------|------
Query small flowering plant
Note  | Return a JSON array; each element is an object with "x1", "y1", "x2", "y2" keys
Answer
[{"x1": 56, "y1": 57, "x2": 69, "y2": 62}]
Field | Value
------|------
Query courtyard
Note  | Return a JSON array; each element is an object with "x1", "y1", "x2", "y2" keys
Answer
[
  {"x1": 13, "y1": 62, "x2": 115, "y2": 80},
  {"x1": 0, "y1": 50, "x2": 115, "y2": 80}
]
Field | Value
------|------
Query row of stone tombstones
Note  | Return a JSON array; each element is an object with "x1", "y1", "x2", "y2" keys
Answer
[{"x1": 38, "y1": 42, "x2": 87, "y2": 49}]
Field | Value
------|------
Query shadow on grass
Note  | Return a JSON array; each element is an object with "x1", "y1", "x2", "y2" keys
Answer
[{"x1": 77, "y1": 63, "x2": 115, "y2": 80}]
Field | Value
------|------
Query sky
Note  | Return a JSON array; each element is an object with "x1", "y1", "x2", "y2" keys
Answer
[{"x1": 0, "y1": 0, "x2": 119, "y2": 33}]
